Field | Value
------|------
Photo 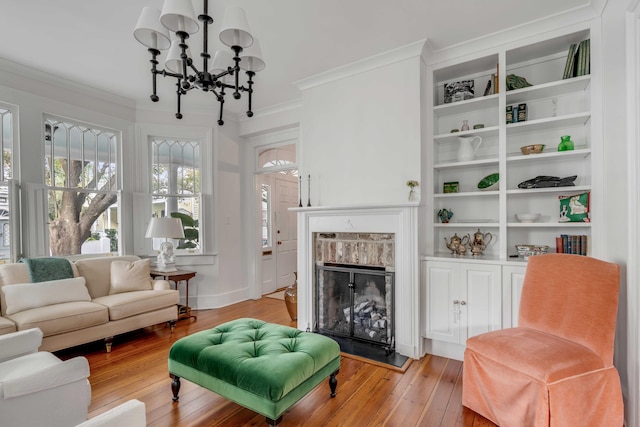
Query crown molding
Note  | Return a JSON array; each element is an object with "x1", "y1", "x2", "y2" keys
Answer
[
  {"x1": 0, "y1": 58, "x2": 136, "y2": 109},
  {"x1": 294, "y1": 39, "x2": 427, "y2": 92}
]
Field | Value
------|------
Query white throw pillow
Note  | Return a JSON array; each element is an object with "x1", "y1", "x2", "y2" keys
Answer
[
  {"x1": 109, "y1": 258, "x2": 153, "y2": 295},
  {"x1": 3, "y1": 277, "x2": 91, "y2": 315}
]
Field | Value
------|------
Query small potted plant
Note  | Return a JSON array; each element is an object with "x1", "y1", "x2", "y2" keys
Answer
[{"x1": 407, "y1": 180, "x2": 419, "y2": 201}]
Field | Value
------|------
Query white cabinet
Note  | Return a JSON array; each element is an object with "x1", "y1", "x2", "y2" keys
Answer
[
  {"x1": 501, "y1": 265, "x2": 527, "y2": 328},
  {"x1": 425, "y1": 260, "x2": 501, "y2": 345},
  {"x1": 426, "y1": 24, "x2": 598, "y2": 262}
]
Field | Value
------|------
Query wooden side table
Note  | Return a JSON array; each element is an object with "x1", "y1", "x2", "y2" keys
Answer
[{"x1": 151, "y1": 269, "x2": 197, "y2": 321}]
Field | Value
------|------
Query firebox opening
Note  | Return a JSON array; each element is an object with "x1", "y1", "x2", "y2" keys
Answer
[{"x1": 316, "y1": 263, "x2": 394, "y2": 353}]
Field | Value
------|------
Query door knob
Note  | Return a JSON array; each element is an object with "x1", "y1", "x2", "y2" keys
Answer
[{"x1": 277, "y1": 241, "x2": 282, "y2": 245}]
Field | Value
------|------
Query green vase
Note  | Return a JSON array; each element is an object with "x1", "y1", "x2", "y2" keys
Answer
[{"x1": 558, "y1": 135, "x2": 574, "y2": 151}]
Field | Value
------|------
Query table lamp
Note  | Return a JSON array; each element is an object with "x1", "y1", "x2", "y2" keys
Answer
[{"x1": 145, "y1": 217, "x2": 185, "y2": 272}]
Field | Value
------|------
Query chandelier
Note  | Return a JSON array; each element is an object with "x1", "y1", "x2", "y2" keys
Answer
[{"x1": 133, "y1": 0, "x2": 265, "y2": 125}]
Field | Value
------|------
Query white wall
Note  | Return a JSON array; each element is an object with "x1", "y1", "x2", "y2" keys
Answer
[{"x1": 297, "y1": 50, "x2": 424, "y2": 206}]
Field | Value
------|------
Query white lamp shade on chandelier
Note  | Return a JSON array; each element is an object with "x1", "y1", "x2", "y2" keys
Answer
[
  {"x1": 165, "y1": 39, "x2": 192, "y2": 74},
  {"x1": 133, "y1": 7, "x2": 171, "y2": 50},
  {"x1": 133, "y1": 0, "x2": 266, "y2": 126},
  {"x1": 239, "y1": 39, "x2": 265, "y2": 72},
  {"x1": 218, "y1": 6, "x2": 254, "y2": 48},
  {"x1": 159, "y1": 0, "x2": 199, "y2": 34}
]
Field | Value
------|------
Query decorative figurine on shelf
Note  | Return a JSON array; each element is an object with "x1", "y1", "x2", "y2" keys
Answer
[
  {"x1": 438, "y1": 208, "x2": 454, "y2": 223},
  {"x1": 558, "y1": 135, "x2": 575, "y2": 151},
  {"x1": 444, "y1": 233, "x2": 469, "y2": 255},
  {"x1": 506, "y1": 74, "x2": 533, "y2": 90},
  {"x1": 468, "y1": 229, "x2": 493, "y2": 256},
  {"x1": 461, "y1": 120, "x2": 470, "y2": 131},
  {"x1": 407, "y1": 180, "x2": 419, "y2": 201}
]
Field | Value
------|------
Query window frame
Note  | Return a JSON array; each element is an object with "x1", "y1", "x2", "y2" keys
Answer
[{"x1": 42, "y1": 114, "x2": 122, "y2": 257}]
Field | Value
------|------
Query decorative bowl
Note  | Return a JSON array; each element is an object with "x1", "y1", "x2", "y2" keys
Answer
[
  {"x1": 477, "y1": 173, "x2": 499, "y2": 191},
  {"x1": 515, "y1": 244, "x2": 549, "y2": 259},
  {"x1": 515, "y1": 213, "x2": 541, "y2": 223},
  {"x1": 520, "y1": 144, "x2": 545, "y2": 155}
]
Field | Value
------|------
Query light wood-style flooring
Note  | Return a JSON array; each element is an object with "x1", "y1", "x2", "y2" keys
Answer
[{"x1": 57, "y1": 296, "x2": 496, "y2": 426}]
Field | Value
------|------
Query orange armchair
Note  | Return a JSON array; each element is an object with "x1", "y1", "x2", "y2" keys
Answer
[{"x1": 462, "y1": 253, "x2": 623, "y2": 426}]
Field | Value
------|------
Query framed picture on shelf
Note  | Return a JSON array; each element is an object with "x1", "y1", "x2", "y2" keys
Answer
[
  {"x1": 444, "y1": 80, "x2": 474, "y2": 104},
  {"x1": 443, "y1": 181, "x2": 459, "y2": 193},
  {"x1": 559, "y1": 192, "x2": 590, "y2": 222}
]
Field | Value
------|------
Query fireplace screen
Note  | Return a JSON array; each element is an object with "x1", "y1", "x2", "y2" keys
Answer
[{"x1": 316, "y1": 264, "x2": 394, "y2": 349}]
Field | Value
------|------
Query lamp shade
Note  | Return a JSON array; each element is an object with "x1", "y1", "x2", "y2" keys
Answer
[
  {"x1": 133, "y1": 6, "x2": 171, "y2": 50},
  {"x1": 219, "y1": 6, "x2": 254, "y2": 48},
  {"x1": 239, "y1": 38, "x2": 265, "y2": 72},
  {"x1": 209, "y1": 50, "x2": 233, "y2": 73},
  {"x1": 160, "y1": 0, "x2": 199, "y2": 34},
  {"x1": 165, "y1": 39, "x2": 191, "y2": 74},
  {"x1": 145, "y1": 217, "x2": 185, "y2": 239}
]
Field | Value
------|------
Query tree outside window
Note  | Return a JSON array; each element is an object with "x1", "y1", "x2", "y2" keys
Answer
[{"x1": 44, "y1": 118, "x2": 119, "y2": 256}]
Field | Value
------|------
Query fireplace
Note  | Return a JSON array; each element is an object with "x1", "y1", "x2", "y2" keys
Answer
[
  {"x1": 316, "y1": 263, "x2": 395, "y2": 352},
  {"x1": 293, "y1": 204, "x2": 420, "y2": 359}
]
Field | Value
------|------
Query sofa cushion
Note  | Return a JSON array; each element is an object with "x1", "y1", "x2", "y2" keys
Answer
[
  {"x1": 3, "y1": 277, "x2": 91, "y2": 315},
  {"x1": 74, "y1": 256, "x2": 140, "y2": 299},
  {"x1": 93, "y1": 290, "x2": 179, "y2": 321},
  {"x1": 109, "y1": 259, "x2": 152, "y2": 295},
  {"x1": 6, "y1": 301, "x2": 108, "y2": 336}
]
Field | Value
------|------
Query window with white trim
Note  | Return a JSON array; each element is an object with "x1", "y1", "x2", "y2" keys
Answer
[
  {"x1": 44, "y1": 116, "x2": 120, "y2": 256},
  {"x1": 0, "y1": 105, "x2": 15, "y2": 261},
  {"x1": 151, "y1": 137, "x2": 201, "y2": 253}
]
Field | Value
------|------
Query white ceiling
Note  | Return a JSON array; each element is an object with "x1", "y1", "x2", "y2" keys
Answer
[{"x1": 0, "y1": 0, "x2": 599, "y2": 118}]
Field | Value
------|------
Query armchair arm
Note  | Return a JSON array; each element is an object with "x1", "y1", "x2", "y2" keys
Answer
[
  {"x1": 75, "y1": 399, "x2": 146, "y2": 427},
  {"x1": 3, "y1": 356, "x2": 89, "y2": 398},
  {"x1": 152, "y1": 279, "x2": 171, "y2": 291},
  {"x1": 0, "y1": 328, "x2": 43, "y2": 363}
]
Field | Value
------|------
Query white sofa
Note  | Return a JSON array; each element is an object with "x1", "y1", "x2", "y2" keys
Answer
[
  {"x1": 0, "y1": 256, "x2": 179, "y2": 352},
  {"x1": 0, "y1": 328, "x2": 91, "y2": 427}
]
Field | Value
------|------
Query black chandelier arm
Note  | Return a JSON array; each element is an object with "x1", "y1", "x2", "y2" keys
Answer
[
  {"x1": 148, "y1": 48, "x2": 161, "y2": 102},
  {"x1": 245, "y1": 71, "x2": 255, "y2": 117},
  {"x1": 175, "y1": 78, "x2": 183, "y2": 119},
  {"x1": 216, "y1": 84, "x2": 226, "y2": 126},
  {"x1": 232, "y1": 46, "x2": 243, "y2": 100}
]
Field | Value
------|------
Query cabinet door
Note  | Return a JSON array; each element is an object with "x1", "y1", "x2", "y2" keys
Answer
[
  {"x1": 502, "y1": 265, "x2": 527, "y2": 328},
  {"x1": 460, "y1": 263, "x2": 502, "y2": 341},
  {"x1": 425, "y1": 261, "x2": 460, "y2": 344}
]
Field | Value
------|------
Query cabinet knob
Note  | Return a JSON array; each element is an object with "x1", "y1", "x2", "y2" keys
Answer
[
  {"x1": 453, "y1": 300, "x2": 459, "y2": 305},
  {"x1": 460, "y1": 301, "x2": 467, "y2": 305}
]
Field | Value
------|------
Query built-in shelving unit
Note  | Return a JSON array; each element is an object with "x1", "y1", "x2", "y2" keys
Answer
[{"x1": 426, "y1": 26, "x2": 595, "y2": 262}]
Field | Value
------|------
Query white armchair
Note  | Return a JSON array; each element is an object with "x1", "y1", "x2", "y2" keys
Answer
[{"x1": 0, "y1": 328, "x2": 91, "y2": 427}]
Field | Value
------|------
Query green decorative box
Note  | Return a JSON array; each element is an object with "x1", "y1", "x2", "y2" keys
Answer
[{"x1": 559, "y1": 192, "x2": 590, "y2": 222}]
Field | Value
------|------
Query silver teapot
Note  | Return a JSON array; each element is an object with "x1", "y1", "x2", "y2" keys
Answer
[{"x1": 444, "y1": 233, "x2": 469, "y2": 254}]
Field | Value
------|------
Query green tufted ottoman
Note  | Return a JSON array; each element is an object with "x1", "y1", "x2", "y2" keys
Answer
[{"x1": 168, "y1": 318, "x2": 340, "y2": 426}]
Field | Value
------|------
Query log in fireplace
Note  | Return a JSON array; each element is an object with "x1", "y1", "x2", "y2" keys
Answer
[{"x1": 316, "y1": 263, "x2": 395, "y2": 353}]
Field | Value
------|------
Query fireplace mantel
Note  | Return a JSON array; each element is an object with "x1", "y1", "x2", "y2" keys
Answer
[{"x1": 293, "y1": 203, "x2": 421, "y2": 359}]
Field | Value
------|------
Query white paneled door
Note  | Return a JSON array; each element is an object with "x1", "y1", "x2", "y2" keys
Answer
[{"x1": 275, "y1": 176, "x2": 298, "y2": 289}]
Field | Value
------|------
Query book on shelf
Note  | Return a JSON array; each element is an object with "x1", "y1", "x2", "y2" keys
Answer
[
  {"x1": 563, "y1": 39, "x2": 590, "y2": 79},
  {"x1": 556, "y1": 234, "x2": 588, "y2": 256},
  {"x1": 563, "y1": 43, "x2": 578, "y2": 79}
]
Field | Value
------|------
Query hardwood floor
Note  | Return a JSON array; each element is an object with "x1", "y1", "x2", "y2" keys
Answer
[{"x1": 56, "y1": 297, "x2": 496, "y2": 426}]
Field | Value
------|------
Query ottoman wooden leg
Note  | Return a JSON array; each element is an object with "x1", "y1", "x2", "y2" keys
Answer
[
  {"x1": 170, "y1": 374, "x2": 181, "y2": 401},
  {"x1": 329, "y1": 370, "x2": 339, "y2": 397},
  {"x1": 265, "y1": 415, "x2": 282, "y2": 426}
]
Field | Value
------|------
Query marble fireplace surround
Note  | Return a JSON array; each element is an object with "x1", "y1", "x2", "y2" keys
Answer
[{"x1": 293, "y1": 203, "x2": 420, "y2": 359}]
